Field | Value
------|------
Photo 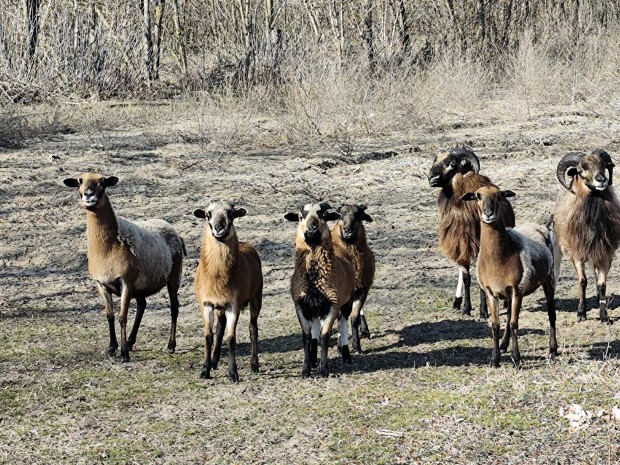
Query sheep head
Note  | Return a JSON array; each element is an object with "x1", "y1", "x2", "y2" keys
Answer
[
  {"x1": 461, "y1": 186, "x2": 516, "y2": 225},
  {"x1": 335, "y1": 204, "x2": 372, "y2": 242},
  {"x1": 557, "y1": 149, "x2": 615, "y2": 194},
  {"x1": 285, "y1": 202, "x2": 340, "y2": 247},
  {"x1": 63, "y1": 172, "x2": 119, "y2": 211},
  {"x1": 194, "y1": 201, "x2": 246, "y2": 242},
  {"x1": 428, "y1": 147, "x2": 481, "y2": 188}
]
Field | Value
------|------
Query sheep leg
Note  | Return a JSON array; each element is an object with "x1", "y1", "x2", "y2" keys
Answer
[
  {"x1": 542, "y1": 279, "x2": 558, "y2": 356},
  {"x1": 319, "y1": 309, "x2": 338, "y2": 378},
  {"x1": 200, "y1": 303, "x2": 214, "y2": 379},
  {"x1": 509, "y1": 291, "x2": 523, "y2": 368},
  {"x1": 339, "y1": 315, "x2": 352, "y2": 364},
  {"x1": 359, "y1": 310, "x2": 371, "y2": 339},
  {"x1": 211, "y1": 310, "x2": 226, "y2": 370},
  {"x1": 166, "y1": 283, "x2": 180, "y2": 354},
  {"x1": 118, "y1": 280, "x2": 132, "y2": 363},
  {"x1": 594, "y1": 265, "x2": 612, "y2": 324},
  {"x1": 351, "y1": 289, "x2": 369, "y2": 352},
  {"x1": 224, "y1": 307, "x2": 240, "y2": 382},
  {"x1": 461, "y1": 266, "x2": 473, "y2": 316},
  {"x1": 479, "y1": 286, "x2": 489, "y2": 319},
  {"x1": 574, "y1": 260, "x2": 588, "y2": 322},
  {"x1": 487, "y1": 292, "x2": 501, "y2": 367},
  {"x1": 249, "y1": 295, "x2": 261, "y2": 373},
  {"x1": 96, "y1": 283, "x2": 117, "y2": 356},
  {"x1": 452, "y1": 268, "x2": 464, "y2": 310},
  {"x1": 127, "y1": 297, "x2": 146, "y2": 352},
  {"x1": 310, "y1": 318, "x2": 320, "y2": 367},
  {"x1": 499, "y1": 298, "x2": 512, "y2": 353}
]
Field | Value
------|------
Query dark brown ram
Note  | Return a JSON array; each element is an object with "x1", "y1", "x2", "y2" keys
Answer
[{"x1": 428, "y1": 148, "x2": 515, "y2": 318}]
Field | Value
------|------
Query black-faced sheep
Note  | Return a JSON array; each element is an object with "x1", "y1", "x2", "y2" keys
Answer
[
  {"x1": 554, "y1": 149, "x2": 620, "y2": 323},
  {"x1": 194, "y1": 201, "x2": 263, "y2": 382},
  {"x1": 428, "y1": 148, "x2": 515, "y2": 318},
  {"x1": 462, "y1": 186, "x2": 559, "y2": 367},
  {"x1": 331, "y1": 204, "x2": 375, "y2": 353},
  {"x1": 63, "y1": 173, "x2": 185, "y2": 362},
  {"x1": 285, "y1": 202, "x2": 355, "y2": 378}
]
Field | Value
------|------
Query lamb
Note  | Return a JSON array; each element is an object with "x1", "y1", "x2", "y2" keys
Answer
[
  {"x1": 330, "y1": 204, "x2": 375, "y2": 353},
  {"x1": 462, "y1": 186, "x2": 560, "y2": 367},
  {"x1": 63, "y1": 173, "x2": 185, "y2": 362},
  {"x1": 553, "y1": 149, "x2": 620, "y2": 323},
  {"x1": 285, "y1": 202, "x2": 355, "y2": 378},
  {"x1": 428, "y1": 147, "x2": 515, "y2": 318},
  {"x1": 193, "y1": 201, "x2": 263, "y2": 382}
]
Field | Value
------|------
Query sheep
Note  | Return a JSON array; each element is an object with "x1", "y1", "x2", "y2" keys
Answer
[
  {"x1": 63, "y1": 172, "x2": 185, "y2": 362},
  {"x1": 330, "y1": 204, "x2": 375, "y2": 353},
  {"x1": 428, "y1": 147, "x2": 515, "y2": 319},
  {"x1": 461, "y1": 186, "x2": 559, "y2": 367},
  {"x1": 193, "y1": 201, "x2": 263, "y2": 382},
  {"x1": 285, "y1": 202, "x2": 355, "y2": 378},
  {"x1": 553, "y1": 149, "x2": 620, "y2": 323}
]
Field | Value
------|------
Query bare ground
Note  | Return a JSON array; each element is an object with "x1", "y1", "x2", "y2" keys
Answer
[{"x1": 1, "y1": 103, "x2": 620, "y2": 464}]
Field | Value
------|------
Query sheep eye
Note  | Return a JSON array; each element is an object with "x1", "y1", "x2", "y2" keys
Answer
[{"x1": 206, "y1": 212, "x2": 212, "y2": 220}]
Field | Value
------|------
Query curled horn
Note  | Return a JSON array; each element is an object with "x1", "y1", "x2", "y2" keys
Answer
[
  {"x1": 451, "y1": 148, "x2": 480, "y2": 174},
  {"x1": 593, "y1": 148, "x2": 614, "y2": 186},
  {"x1": 556, "y1": 151, "x2": 585, "y2": 192}
]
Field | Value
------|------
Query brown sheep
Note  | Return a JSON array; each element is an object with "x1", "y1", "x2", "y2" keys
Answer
[
  {"x1": 63, "y1": 173, "x2": 185, "y2": 362},
  {"x1": 428, "y1": 148, "x2": 515, "y2": 318},
  {"x1": 285, "y1": 202, "x2": 355, "y2": 378},
  {"x1": 554, "y1": 149, "x2": 620, "y2": 323},
  {"x1": 194, "y1": 201, "x2": 263, "y2": 382},
  {"x1": 462, "y1": 186, "x2": 559, "y2": 367},
  {"x1": 331, "y1": 204, "x2": 375, "y2": 353}
]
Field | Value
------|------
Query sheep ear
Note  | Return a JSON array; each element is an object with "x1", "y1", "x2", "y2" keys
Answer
[
  {"x1": 284, "y1": 212, "x2": 299, "y2": 222},
  {"x1": 362, "y1": 212, "x2": 373, "y2": 222},
  {"x1": 194, "y1": 209, "x2": 207, "y2": 219},
  {"x1": 233, "y1": 208, "x2": 247, "y2": 218},
  {"x1": 503, "y1": 190, "x2": 516, "y2": 199},
  {"x1": 63, "y1": 178, "x2": 79, "y2": 188},
  {"x1": 461, "y1": 192, "x2": 477, "y2": 202},
  {"x1": 324, "y1": 211, "x2": 341, "y2": 222},
  {"x1": 103, "y1": 176, "x2": 119, "y2": 187}
]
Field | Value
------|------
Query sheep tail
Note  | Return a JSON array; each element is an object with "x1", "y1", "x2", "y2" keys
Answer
[{"x1": 181, "y1": 237, "x2": 187, "y2": 257}]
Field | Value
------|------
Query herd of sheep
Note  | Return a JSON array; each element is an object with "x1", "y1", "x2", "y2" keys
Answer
[{"x1": 62, "y1": 147, "x2": 620, "y2": 381}]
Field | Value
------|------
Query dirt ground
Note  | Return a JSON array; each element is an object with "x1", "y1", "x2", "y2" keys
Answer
[{"x1": 1, "y1": 103, "x2": 620, "y2": 464}]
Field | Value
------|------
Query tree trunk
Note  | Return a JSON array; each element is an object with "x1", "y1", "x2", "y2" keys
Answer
[
  {"x1": 153, "y1": 0, "x2": 165, "y2": 79},
  {"x1": 141, "y1": 0, "x2": 154, "y2": 82},
  {"x1": 26, "y1": 0, "x2": 40, "y2": 58},
  {"x1": 363, "y1": 0, "x2": 376, "y2": 75},
  {"x1": 171, "y1": 0, "x2": 186, "y2": 75}
]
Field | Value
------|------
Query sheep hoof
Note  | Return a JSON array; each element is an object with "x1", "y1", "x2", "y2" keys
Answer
[
  {"x1": 499, "y1": 340, "x2": 509, "y2": 353},
  {"x1": 200, "y1": 367, "x2": 211, "y2": 379},
  {"x1": 167, "y1": 341, "x2": 176, "y2": 354},
  {"x1": 229, "y1": 370, "x2": 240, "y2": 383},
  {"x1": 120, "y1": 353, "x2": 130, "y2": 363},
  {"x1": 319, "y1": 367, "x2": 329, "y2": 378},
  {"x1": 251, "y1": 362, "x2": 259, "y2": 374},
  {"x1": 106, "y1": 344, "x2": 118, "y2": 356},
  {"x1": 577, "y1": 314, "x2": 587, "y2": 322},
  {"x1": 511, "y1": 353, "x2": 521, "y2": 369},
  {"x1": 302, "y1": 368, "x2": 311, "y2": 379},
  {"x1": 360, "y1": 329, "x2": 371, "y2": 339},
  {"x1": 341, "y1": 346, "x2": 352, "y2": 364},
  {"x1": 452, "y1": 297, "x2": 463, "y2": 310}
]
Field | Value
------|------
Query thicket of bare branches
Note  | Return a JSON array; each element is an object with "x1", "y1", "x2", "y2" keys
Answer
[{"x1": 1, "y1": 0, "x2": 619, "y2": 103}]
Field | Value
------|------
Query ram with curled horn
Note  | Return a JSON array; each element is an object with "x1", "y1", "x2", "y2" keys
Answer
[
  {"x1": 428, "y1": 147, "x2": 515, "y2": 319},
  {"x1": 553, "y1": 149, "x2": 620, "y2": 323}
]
